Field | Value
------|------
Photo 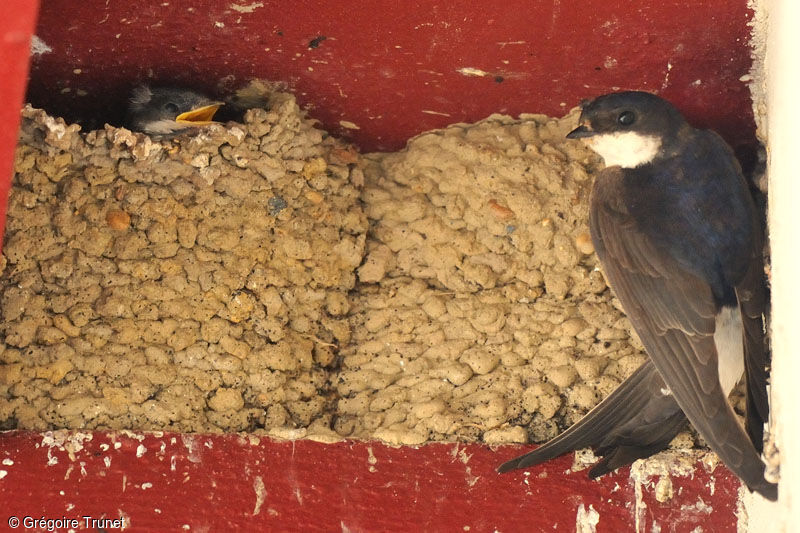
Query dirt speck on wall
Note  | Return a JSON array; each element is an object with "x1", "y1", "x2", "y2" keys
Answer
[{"x1": 1, "y1": 87, "x2": 682, "y2": 447}]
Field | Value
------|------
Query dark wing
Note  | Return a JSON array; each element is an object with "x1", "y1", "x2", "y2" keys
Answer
[
  {"x1": 497, "y1": 360, "x2": 686, "y2": 476},
  {"x1": 703, "y1": 130, "x2": 771, "y2": 451},
  {"x1": 590, "y1": 167, "x2": 776, "y2": 500},
  {"x1": 737, "y1": 247, "x2": 770, "y2": 451}
]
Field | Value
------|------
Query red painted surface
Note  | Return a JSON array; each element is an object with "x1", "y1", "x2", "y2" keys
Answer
[
  {"x1": 0, "y1": 0, "x2": 39, "y2": 250},
  {"x1": 0, "y1": 431, "x2": 739, "y2": 532},
  {"x1": 26, "y1": 1, "x2": 755, "y2": 155}
]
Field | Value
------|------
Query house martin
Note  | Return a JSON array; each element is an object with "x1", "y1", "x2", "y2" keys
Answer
[{"x1": 498, "y1": 91, "x2": 776, "y2": 501}]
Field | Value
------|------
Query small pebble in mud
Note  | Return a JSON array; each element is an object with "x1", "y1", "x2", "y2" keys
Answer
[
  {"x1": 105, "y1": 209, "x2": 131, "y2": 230},
  {"x1": 268, "y1": 196, "x2": 288, "y2": 216}
]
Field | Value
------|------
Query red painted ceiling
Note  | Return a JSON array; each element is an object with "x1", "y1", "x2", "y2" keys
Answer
[{"x1": 26, "y1": 0, "x2": 755, "y2": 156}]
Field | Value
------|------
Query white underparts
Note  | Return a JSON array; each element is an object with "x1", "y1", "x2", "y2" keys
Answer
[
  {"x1": 714, "y1": 305, "x2": 745, "y2": 396},
  {"x1": 138, "y1": 119, "x2": 188, "y2": 135},
  {"x1": 584, "y1": 131, "x2": 662, "y2": 168}
]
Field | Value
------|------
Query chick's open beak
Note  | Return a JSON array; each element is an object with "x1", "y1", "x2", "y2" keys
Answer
[{"x1": 175, "y1": 102, "x2": 224, "y2": 125}]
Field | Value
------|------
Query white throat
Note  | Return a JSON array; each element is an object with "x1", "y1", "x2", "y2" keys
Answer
[{"x1": 585, "y1": 131, "x2": 662, "y2": 168}]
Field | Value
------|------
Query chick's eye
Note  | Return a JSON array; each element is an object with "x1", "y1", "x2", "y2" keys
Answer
[
  {"x1": 164, "y1": 102, "x2": 180, "y2": 114},
  {"x1": 618, "y1": 111, "x2": 636, "y2": 126}
]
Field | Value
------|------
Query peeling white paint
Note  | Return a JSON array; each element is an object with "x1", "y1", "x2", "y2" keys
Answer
[
  {"x1": 181, "y1": 434, "x2": 202, "y2": 463},
  {"x1": 30, "y1": 35, "x2": 52, "y2": 55},
  {"x1": 575, "y1": 503, "x2": 600, "y2": 533},
  {"x1": 421, "y1": 110, "x2": 451, "y2": 117},
  {"x1": 629, "y1": 451, "x2": 706, "y2": 532},
  {"x1": 603, "y1": 56, "x2": 618, "y2": 69},
  {"x1": 456, "y1": 67, "x2": 490, "y2": 77},
  {"x1": 252, "y1": 475, "x2": 267, "y2": 515},
  {"x1": 118, "y1": 430, "x2": 146, "y2": 442},
  {"x1": 230, "y1": 2, "x2": 263, "y2": 13},
  {"x1": 681, "y1": 497, "x2": 713, "y2": 515},
  {"x1": 662, "y1": 61, "x2": 673, "y2": 90},
  {"x1": 118, "y1": 509, "x2": 131, "y2": 530},
  {"x1": 366, "y1": 446, "x2": 377, "y2": 473},
  {"x1": 339, "y1": 120, "x2": 360, "y2": 130}
]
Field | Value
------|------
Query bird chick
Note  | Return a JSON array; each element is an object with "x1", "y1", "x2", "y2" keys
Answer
[{"x1": 126, "y1": 85, "x2": 223, "y2": 135}]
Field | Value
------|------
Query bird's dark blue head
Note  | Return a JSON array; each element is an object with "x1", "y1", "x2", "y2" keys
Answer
[
  {"x1": 127, "y1": 85, "x2": 223, "y2": 135},
  {"x1": 567, "y1": 91, "x2": 688, "y2": 168}
]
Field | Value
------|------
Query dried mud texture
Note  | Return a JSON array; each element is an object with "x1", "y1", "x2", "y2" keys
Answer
[
  {"x1": 1, "y1": 97, "x2": 701, "y2": 450},
  {"x1": 336, "y1": 113, "x2": 655, "y2": 446},
  {"x1": 0, "y1": 90, "x2": 367, "y2": 436}
]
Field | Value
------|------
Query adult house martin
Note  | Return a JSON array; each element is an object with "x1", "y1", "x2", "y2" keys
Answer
[
  {"x1": 126, "y1": 85, "x2": 223, "y2": 136},
  {"x1": 498, "y1": 91, "x2": 776, "y2": 500}
]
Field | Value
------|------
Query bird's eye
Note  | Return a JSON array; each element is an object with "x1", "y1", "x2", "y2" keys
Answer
[
  {"x1": 164, "y1": 102, "x2": 180, "y2": 114},
  {"x1": 618, "y1": 111, "x2": 636, "y2": 126}
]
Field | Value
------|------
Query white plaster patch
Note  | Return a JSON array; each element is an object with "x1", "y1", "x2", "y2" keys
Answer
[{"x1": 584, "y1": 132, "x2": 662, "y2": 168}]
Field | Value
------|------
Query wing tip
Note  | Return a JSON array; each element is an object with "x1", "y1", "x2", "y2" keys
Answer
[
  {"x1": 752, "y1": 480, "x2": 778, "y2": 502},
  {"x1": 496, "y1": 457, "x2": 522, "y2": 474}
]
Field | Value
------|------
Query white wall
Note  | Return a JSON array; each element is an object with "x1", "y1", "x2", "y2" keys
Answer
[{"x1": 748, "y1": 0, "x2": 800, "y2": 529}]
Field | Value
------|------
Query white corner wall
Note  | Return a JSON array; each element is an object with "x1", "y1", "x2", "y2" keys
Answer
[{"x1": 750, "y1": 0, "x2": 800, "y2": 530}]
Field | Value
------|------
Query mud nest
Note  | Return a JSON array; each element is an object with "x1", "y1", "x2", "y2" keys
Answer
[{"x1": 2, "y1": 86, "x2": 716, "y2": 448}]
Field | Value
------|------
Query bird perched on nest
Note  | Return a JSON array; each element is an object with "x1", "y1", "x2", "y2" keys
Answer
[
  {"x1": 126, "y1": 85, "x2": 223, "y2": 136},
  {"x1": 498, "y1": 91, "x2": 776, "y2": 501}
]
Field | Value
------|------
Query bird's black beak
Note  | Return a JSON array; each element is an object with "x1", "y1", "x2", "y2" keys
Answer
[{"x1": 566, "y1": 124, "x2": 596, "y2": 139}]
